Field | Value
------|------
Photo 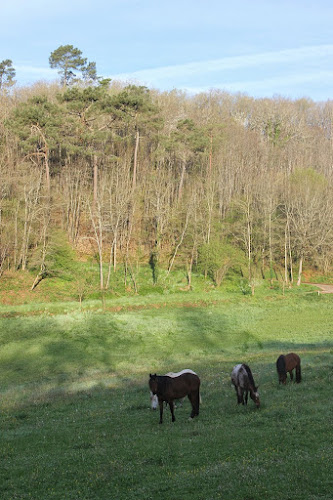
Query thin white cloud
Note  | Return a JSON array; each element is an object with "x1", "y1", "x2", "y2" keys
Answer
[
  {"x1": 15, "y1": 65, "x2": 56, "y2": 76},
  {"x1": 110, "y1": 45, "x2": 333, "y2": 85},
  {"x1": 183, "y1": 70, "x2": 333, "y2": 96},
  {"x1": 14, "y1": 65, "x2": 58, "y2": 85},
  {"x1": 11, "y1": 45, "x2": 333, "y2": 99}
]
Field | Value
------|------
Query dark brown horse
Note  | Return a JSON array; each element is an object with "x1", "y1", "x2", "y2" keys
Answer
[
  {"x1": 276, "y1": 353, "x2": 301, "y2": 384},
  {"x1": 149, "y1": 372, "x2": 200, "y2": 424}
]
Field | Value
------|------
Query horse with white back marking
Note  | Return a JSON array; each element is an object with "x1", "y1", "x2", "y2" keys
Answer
[
  {"x1": 231, "y1": 364, "x2": 260, "y2": 408},
  {"x1": 149, "y1": 370, "x2": 200, "y2": 424},
  {"x1": 150, "y1": 369, "x2": 198, "y2": 409}
]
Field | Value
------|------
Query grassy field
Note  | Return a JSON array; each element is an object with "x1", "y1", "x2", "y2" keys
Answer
[{"x1": 0, "y1": 289, "x2": 332, "y2": 499}]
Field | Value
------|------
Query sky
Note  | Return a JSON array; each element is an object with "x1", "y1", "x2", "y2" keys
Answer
[{"x1": 1, "y1": 0, "x2": 333, "y2": 101}]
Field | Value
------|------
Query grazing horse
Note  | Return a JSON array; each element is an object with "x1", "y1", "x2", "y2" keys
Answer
[
  {"x1": 276, "y1": 353, "x2": 301, "y2": 384},
  {"x1": 150, "y1": 369, "x2": 198, "y2": 409},
  {"x1": 231, "y1": 364, "x2": 260, "y2": 408},
  {"x1": 149, "y1": 371, "x2": 200, "y2": 424}
]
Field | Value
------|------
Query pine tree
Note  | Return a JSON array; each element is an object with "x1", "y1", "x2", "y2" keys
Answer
[
  {"x1": 49, "y1": 45, "x2": 96, "y2": 86},
  {"x1": 0, "y1": 59, "x2": 16, "y2": 90}
]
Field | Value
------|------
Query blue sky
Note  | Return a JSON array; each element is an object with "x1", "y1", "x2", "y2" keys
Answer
[{"x1": 2, "y1": 0, "x2": 333, "y2": 101}]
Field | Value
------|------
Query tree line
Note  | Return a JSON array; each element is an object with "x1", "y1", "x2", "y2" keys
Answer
[{"x1": 1, "y1": 46, "x2": 333, "y2": 292}]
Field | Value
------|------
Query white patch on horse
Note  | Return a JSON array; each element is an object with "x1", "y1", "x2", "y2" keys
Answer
[
  {"x1": 166, "y1": 369, "x2": 197, "y2": 378},
  {"x1": 150, "y1": 391, "x2": 158, "y2": 409}
]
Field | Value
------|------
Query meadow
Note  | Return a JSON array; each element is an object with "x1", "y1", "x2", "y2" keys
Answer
[{"x1": 0, "y1": 287, "x2": 332, "y2": 499}]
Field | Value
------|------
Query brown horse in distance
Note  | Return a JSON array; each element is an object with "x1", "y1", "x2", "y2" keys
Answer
[
  {"x1": 149, "y1": 372, "x2": 200, "y2": 424},
  {"x1": 276, "y1": 353, "x2": 301, "y2": 384}
]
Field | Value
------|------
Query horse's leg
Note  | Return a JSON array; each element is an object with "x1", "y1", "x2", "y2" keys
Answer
[
  {"x1": 159, "y1": 399, "x2": 164, "y2": 424},
  {"x1": 194, "y1": 389, "x2": 200, "y2": 416},
  {"x1": 169, "y1": 401, "x2": 176, "y2": 422},
  {"x1": 296, "y1": 363, "x2": 301, "y2": 383},
  {"x1": 188, "y1": 393, "x2": 195, "y2": 418},
  {"x1": 188, "y1": 391, "x2": 199, "y2": 418},
  {"x1": 236, "y1": 386, "x2": 243, "y2": 404},
  {"x1": 244, "y1": 390, "x2": 248, "y2": 405},
  {"x1": 234, "y1": 386, "x2": 239, "y2": 403}
]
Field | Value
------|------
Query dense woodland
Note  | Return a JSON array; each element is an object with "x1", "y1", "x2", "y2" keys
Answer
[{"x1": 1, "y1": 58, "x2": 333, "y2": 292}]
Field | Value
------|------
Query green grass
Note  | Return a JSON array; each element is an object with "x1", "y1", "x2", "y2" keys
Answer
[{"x1": 0, "y1": 292, "x2": 332, "y2": 499}]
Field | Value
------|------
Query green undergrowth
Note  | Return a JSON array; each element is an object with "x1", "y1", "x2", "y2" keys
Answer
[{"x1": 0, "y1": 230, "x2": 329, "y2": 309}]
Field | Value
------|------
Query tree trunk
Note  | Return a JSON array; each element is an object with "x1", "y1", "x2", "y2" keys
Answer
[
  {"x1": 166, "y1": 211, "x2": 190, "y2": 277},
  {"x1": 284, "y1": 222, "x2": 289, "y2": 286},
  {"x1": 45, "y1": 150, "x2": 51, "y2": 196},
  {"x1": 93, "y1": 154, "x2": 98, "y2": 208},
  {"x1": 288, "y1": 219, "x2": 293, "y2": 284},
  {"x1": 268, "y1": 208, "x2": 273, "y2": 285},
  {"x1": 297, "y1": 256, "x2": 303, "y2": 286},
  {"x1": 178, "y1": 158, "x2": 186, "y2": 203},
  {"x1": 132, "y1": 128, "x2": 139, "y2": 192},
  {"x1": 31, "y1": 220, "x2": 49, "y2": 291}
]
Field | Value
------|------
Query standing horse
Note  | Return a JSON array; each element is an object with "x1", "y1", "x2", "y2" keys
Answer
[
  {"x1": 149, "y1": 371, "x2": 200, "y2": 424},
  {"x1": 276, "y1": 353, "x2": 301, "y2": 384},
  {"x1": 231, "y1": 364, "x2": 260, "y2": 408},
  {"x1": 150, "y1": 369, "x2": 198, "y2": 409}
]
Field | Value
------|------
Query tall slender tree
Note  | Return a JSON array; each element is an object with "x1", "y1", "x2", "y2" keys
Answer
[
  {"x1": 0, "y1": 59, "x2": 16, "y2": 90},
  {"x1": 49, "y1": 45, "x2": 96, "y2": 86}
]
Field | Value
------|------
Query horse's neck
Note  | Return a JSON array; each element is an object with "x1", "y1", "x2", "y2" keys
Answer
[
  {"x1": 248, "y1": 384, "x2": 256, "y2": 395},
  {"x1": 157, "y1": 376, "x2": 169, "y2": 393}
]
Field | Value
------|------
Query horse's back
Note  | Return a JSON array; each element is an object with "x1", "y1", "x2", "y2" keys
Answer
[
  {"x1": 167, "y1": 372, "x2": 200, "y2": 398},
  {"x1": 231, "y1": 364, "x2": 245, "y2": 386},
  {"x1": 166, "y1": 369, "x2": 197, "y2": 378},
  {"x1": 286, "y1": 352, "x2": 300, "y2": 365},
  {"x1": 173, "y1": 371, "x2": 200, "y2": 386}
]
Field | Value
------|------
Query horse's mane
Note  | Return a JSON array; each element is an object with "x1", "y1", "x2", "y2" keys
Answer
[
  {"x1": 276, "y1": 355, "x2": 286, "y2": 375},
  {"x1": 243, "y1": 364, "x2": 257, "y2": 389}
]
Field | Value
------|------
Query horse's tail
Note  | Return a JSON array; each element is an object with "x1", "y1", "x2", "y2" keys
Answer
[
  {"x1": 296, "y1": 362, "x2": 301, "y2": 383},
  {"x1": 195, "y1": 388, "x2": 200, "y2": 415},
  {"x1": 193, "y1": 378, "x2": 201, "y2": 416},
  {"x1": 276, "y1": 355, "x2": 286, "y2": 381}
]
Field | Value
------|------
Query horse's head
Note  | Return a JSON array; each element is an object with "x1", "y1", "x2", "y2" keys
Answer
[
  {"x1": 251, "y1": 388, "x2": 260, "y2": 408},
  {"x1": 149, "y1": 374, "x2": 158, "y2": 395},
  {"x1": 150, "y1": 391, "x2": 158, "y2": 410}
]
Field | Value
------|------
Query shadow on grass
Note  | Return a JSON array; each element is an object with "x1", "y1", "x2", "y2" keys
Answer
[{"x1": 0, "y1": 305, "x2": 332, "y2": 411}]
